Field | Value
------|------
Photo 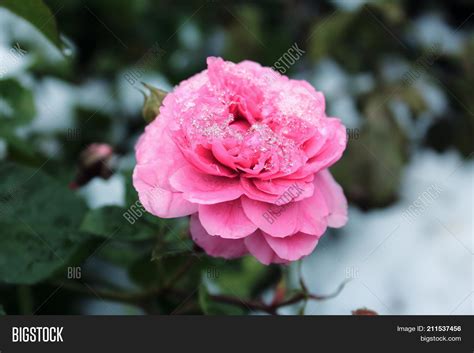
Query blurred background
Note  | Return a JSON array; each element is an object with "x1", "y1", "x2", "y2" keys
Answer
[{"x1": 0, "y1": 0, "x2": 472, "y2": 315}]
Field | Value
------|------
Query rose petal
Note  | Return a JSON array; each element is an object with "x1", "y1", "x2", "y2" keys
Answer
[
  {"x1": 198, "y1": 199, "x2": 257, "y2": 239},
  {"x1": 190, "y1": 214, "x2": 248, "y2": 259},
  {"x1": 314, "y1": 169, "x2": 348, "y2": 227},
  {"x1": 241, "y1": 195, "x2": 300, "y2": 237},
  {"x1": 253, "y1": 178, "x2": 314, "y2": 203},
  {"x1": 240, "y1": 177, "x2": 281, "y2": 203},
  {"x1": 241, "y1": 184, "x2": 328, "y2": 238},
  {"x1": 263, "y1": 232, "x2": 319, "y2": 261},
  {"x1": 133, "y1": 164, "x2": 197, "y2": 218},
  {"x1": 243, "y1": 231, "x2": 287, "y2": 265},
  {"x1": 295, "y1": 118, "x2": 347, "y2": 176},
  {"x1": 170, "y1": 165, "x2": 244, "y2": 204},
  {"x1": 179, "y1": 143, "x2": 237, "y2": 177}
]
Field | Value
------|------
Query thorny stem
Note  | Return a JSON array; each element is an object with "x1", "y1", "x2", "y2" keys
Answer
[{"x1": 56, "y1": 279, "x2": 349, "y2": 315}]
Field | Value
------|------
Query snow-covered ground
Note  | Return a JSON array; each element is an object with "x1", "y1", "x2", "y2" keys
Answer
[{"x1": 301, "y1": 150, "x2": 473, "y2": 315}]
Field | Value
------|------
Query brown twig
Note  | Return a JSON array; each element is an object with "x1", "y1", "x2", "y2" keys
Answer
[
  {"x1": 210, "y1": 279, "x2": 349, "y2": 315},
  {"x1": 56, "y1": 278, "x2": 349, "y2": 315}
]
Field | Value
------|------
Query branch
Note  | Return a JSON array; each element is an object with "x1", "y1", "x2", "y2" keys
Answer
[
  {"x1": 55, "y1": 279, "x2": 349, "y2": 315},
  {"x1": 57, "y1": 280, "x2": 160, "y2": 304},
  {"x1": 209, "y1": 279, "x2": 350, "y2": 315}
]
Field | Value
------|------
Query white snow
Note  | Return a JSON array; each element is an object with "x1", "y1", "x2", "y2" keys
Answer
[
  {"x1": 311, "y1": 59, "x2": 363, "y2": 128},
  {"x1": 299, "y1": 150, "x2": 473, "y2": 315},
  {"x1": 411, "y1": 13, "x2": 465, "y2": 55},
  {"x1": 78, "y1": 173, "x2": 125, "y2": 209}
]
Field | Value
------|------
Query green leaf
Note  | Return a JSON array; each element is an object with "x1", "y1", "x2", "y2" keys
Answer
[
  {"x1": 80, "y1": 205, "x2": 158, "y2": 241},
  {"x1": 122, "y1": 169, "x2": 137, "y2": 207},
  {"x1": 0, "y1": 79, "x2": 35, "y2": 129},
  {"x1": 198, "y1": 283, "x2": 244, "y2": 315},
  {"x1": 130, "y1": 252, "x2": 201, "y2": 293},
  {"x1": 0, "y1": 162, "x2": 89, "y2": 284},
  {"x1": 96, "y1": 241, "x2": 147, "y2": 267},
  {"x1": 0, "y1": 223, "x2": 89, "y2": 284},
  {"x1": 141, "y1": 82, "x2": 167, "y2": 123},
  {"x1": 0, "y1": 129, "x2": 41, "y2": 166},
  {"x1": 151, "y1": 218, "x2": 193, "y2": 261},
  {"x1": 128, "y1": 255, "x2": 159, "y2": 289},
  {"x1": 0, "y1": 162, "x2": 87, "y2": 227},
  {"x1": 209, "y1": 256, "x2": 276, "y2": 299},
  {"x1": 0, "y1": 0, "x2": 63, "y2": 51}
]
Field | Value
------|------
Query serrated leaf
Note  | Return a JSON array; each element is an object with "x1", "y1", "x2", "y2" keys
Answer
[
  {"x1": 0, "y1": 162, "x2": 87, "y2": 227},
  {"x1": 0, "y1": 0, "x2": 63, "y2": 51},
  {"x1": 0, "y1": 162, "x2": 89, "y2": 284},
  {"x1": 0, "y1": 223, "x2": 88, "y2": 284}
]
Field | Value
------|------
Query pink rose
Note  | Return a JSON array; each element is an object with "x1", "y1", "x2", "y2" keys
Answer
[{"x1": 133, "y1": 57, "x2": 348, "y2": 265}]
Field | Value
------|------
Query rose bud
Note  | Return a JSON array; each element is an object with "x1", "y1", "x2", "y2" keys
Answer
[
  {"x1": 70, "y1": 143, "x2": 115, "y2": 189},
  {"x1": 352, "y1": 308, "x2": 378, "y2": 315}
]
